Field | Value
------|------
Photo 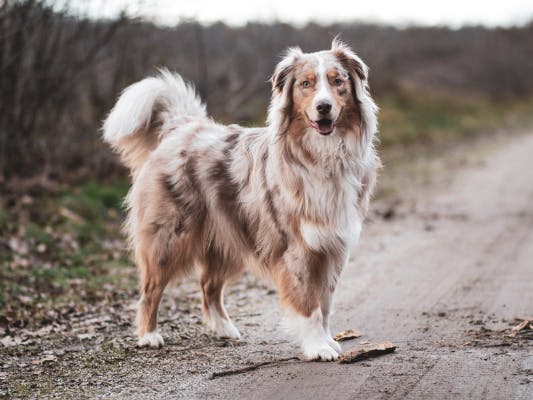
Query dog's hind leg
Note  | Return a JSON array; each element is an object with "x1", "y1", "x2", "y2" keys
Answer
[
  {"x1": 198, "y1": 248, "x2": 242, "y2": 340},
  {"x1": 136, "y1": 261, "x2": 170, "y2": 348},
  {"x1": 135, "y1": 227, "x2": 182, "y2": 348},
  {"x1": 200, "y1": 276, "x2": 241, "y2": 340}
]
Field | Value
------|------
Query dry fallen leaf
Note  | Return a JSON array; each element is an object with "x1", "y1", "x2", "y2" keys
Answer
[
  {"x1": 8, "y1": 237, "x2": 29, "y2": 255},
  {"x1": 512, "y1": 320, "x2": 530, "y2": 332},
  {"x1": 77, "y1": 332, "x2": 97, "y2": 340},
  {"x1": 0, "y1": 336, "x2": 22, "y2": 347},
  {"x1": 339, "y1": 341, "x2": 397, "y2": 364},
  {"x1": 334, "y1": 329, "x2": 363, "y2": 342},
  {"x1": 31, "y1": 355, "x2": 57, "y2": 365},
  {"x1": 59, "y1": 207, "x2": 84, "y2": 223},
  {"x1": 507, "y1": 318, "x2": 533, "y2": 337}
]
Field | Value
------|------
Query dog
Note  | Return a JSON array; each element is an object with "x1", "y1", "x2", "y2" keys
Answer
[{"x1": 102, "y1": 39, "x2": 379, "y2": 361}]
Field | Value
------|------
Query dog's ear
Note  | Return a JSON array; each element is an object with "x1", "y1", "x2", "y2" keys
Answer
[
  {"x1": 270, "y1": 46, "x2": 302, "y2": 92},
  {"x1": 271, "y1": 61, "x2": 293, "y2": 93},
  {"x1": 267, "y1": 47, "x2": 302, "y2": 133},
  {"x1": 331, "y1": 37, "x2": 369, "y2": 102},
  {"x1": 331, "y1": 38, "x2": 378, "y2": 147}
]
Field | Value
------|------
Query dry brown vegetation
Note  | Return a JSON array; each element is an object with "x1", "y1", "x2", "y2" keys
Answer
[{"x1": 1, "y1": 0, "x2": 533, "y2": 186}]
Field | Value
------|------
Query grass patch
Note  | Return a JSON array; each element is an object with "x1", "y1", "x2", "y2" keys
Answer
[
  {"x1": 378, "y1": 91, "x2": 533, "y2": 147},
  {"x1": 61, "y1": 181, "x2": 129, "y2": 220},
  {"x1": 0, "y1": 181, "x2": 135, "y2": 329},
  {"x1": 373, "y1": 92, "x2": 533, "y2": 200}
]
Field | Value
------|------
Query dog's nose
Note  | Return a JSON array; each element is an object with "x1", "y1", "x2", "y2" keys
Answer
[{"x1": 316, "y1": 101, "x2": 332, "y2": 115}]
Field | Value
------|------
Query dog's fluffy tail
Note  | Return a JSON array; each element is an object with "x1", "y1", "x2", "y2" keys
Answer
[{"x1": 102, "y1": 69, "x2": 206, "y2": 176}]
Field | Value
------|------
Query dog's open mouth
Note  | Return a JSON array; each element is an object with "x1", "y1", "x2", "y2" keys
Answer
[
  {"x1": 305, "y1": 114, "x2": 335, "y2": 135},
  {"x1": 316, "y1": 118, "x2": 334, "y2": 135}
]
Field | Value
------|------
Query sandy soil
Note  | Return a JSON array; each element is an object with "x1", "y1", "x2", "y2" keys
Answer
[{"x1": 1, "y1": 132, "x2": 532, "y2": 399}]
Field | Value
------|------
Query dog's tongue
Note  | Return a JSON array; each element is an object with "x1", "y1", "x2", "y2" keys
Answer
[{"x1": 317, "y1": 119, "x2": 333, "y2": 135}]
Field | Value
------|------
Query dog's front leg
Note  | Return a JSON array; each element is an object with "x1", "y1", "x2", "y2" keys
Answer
[
  {"x1": 276, "y1": 253, "x2": 340, "y2": 361},
  {"x1": 320, "y1": 286, "x2": 342, "y2": 353}
]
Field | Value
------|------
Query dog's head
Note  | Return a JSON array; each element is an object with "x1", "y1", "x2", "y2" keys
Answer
[{"x1": 268, "y1": 39, "x2": 377, "y2": 143}]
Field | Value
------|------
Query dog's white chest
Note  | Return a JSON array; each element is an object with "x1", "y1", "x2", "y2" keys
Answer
[{"x1": 299, "y1": 208, "x2": 361, "y2": 252}]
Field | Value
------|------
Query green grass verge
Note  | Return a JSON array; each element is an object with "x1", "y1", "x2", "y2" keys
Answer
[
  {"x1": 0, "y1": 181, "x2": 135, "y2": 329},
  {"x1": 378, "y1": 91, "x2": 533, "y2": 147}
]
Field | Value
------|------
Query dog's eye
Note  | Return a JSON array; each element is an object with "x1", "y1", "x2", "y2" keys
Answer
[
  {"x1": 334, "y1": 78, "x2": 343, "y2": 86},
  {"x1": 302, "y1": 80, "x2": 311, "y2": 88}
]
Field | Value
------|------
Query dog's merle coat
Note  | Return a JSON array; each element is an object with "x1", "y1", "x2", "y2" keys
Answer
[{"x1": 102, "y1": 39, "x2": 379, "y2": 360}]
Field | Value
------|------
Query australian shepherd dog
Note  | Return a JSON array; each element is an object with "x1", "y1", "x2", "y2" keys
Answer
[{"x1": 102, "y1": 39, "x2": 380, "y2": 361}]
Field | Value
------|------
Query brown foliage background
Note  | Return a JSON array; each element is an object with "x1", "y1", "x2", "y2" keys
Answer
[{"x1": 1, "y1": 0, "x2": 532, "y2": 185}]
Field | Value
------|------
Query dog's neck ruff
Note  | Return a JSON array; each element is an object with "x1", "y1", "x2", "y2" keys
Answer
[{"x1": 270, "y1": 124, "x2": 367, "y2": 180}]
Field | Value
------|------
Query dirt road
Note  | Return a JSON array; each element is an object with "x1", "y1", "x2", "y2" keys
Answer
[
  {"x1": 2, "y1": 132, "x2": 533, "y2": 399},
  {"x1": 172, "y1": 131, "x2": 533, "y2": 399}
]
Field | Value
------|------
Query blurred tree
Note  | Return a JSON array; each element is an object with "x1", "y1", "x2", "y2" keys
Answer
[
  {"x1": 0, "y1": 0, "x2": 123, "y2": 185},
  {"x1": 0, "y1": 2, "x2": 532, "y2": 188}
]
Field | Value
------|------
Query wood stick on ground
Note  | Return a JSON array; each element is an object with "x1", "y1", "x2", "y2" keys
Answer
[
  {"x1": 334, "y1": 329, "x2": 363, "y2": 341},
  {"x1": 209, "y1": 357, "x2": 300, "y2": 380},
  {"x1": 339, "y1": 341, "x2": 397, "y2": 364},
  {"x1": 511, "y1": 319, "x2": 531, "y2": 332}
]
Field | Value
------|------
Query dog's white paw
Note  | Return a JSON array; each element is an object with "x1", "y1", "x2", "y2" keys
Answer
[
  {"x1": 206, "y1": 307, "x2": 241, "y2": 340},
  {"x1": 328, "y1": 337, "x2": 342, "y2": 353},
  {"x1": 302, "y1": 340, "x2": 339, "y2": 361},
  {"x1": 210, "y1": 318, "x2": 241, "y2": 340},
  {"x1": 137, "y1": 331, "x2": 164, "y2": 348}
]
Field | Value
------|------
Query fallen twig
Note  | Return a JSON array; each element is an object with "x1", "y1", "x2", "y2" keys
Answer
[{"x1": 209, "y1": 357, "x2": 300, "y2": 380}]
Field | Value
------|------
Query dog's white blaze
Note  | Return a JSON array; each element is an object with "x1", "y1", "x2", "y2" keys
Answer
[{"x1": 313, "y1": 56, "x2": 333, "y2": 115}]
